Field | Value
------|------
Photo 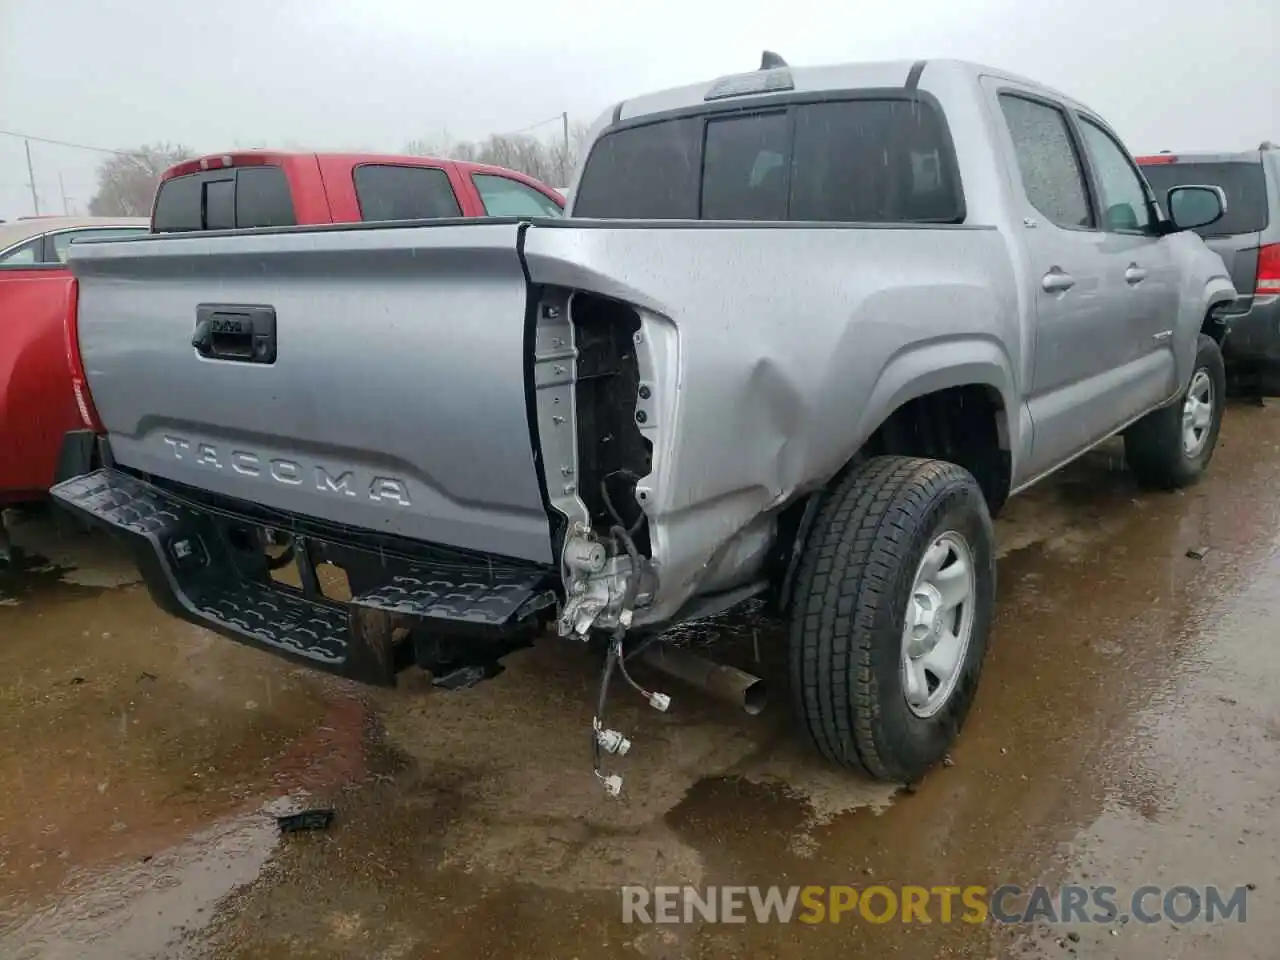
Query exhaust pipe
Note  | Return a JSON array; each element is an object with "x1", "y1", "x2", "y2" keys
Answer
[{"x1": 639, "y1": 644, "x2": 767, "y2": 715}]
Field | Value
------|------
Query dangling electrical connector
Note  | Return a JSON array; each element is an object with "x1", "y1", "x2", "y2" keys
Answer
[
  {"x1": 589, "y1": 629, "x2": 673, "y2": 798},
  {"x1": 591, "y1": 631, "x2": 627, "y2": 797}
]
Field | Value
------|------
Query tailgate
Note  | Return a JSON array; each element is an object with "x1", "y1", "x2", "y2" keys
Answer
[{"x1": 68, "y1": 222, "x2": 554, "y2": 564}]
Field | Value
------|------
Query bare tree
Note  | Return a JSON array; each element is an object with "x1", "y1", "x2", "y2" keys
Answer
[
  {"x1": 88, "y1": 143, "x2": 194, "y2": 216},
  {"x1": 405, "y1": 122, "x2": 592, "y2": 186}
]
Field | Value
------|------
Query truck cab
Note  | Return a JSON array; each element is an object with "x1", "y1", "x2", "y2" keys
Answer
[{"x1": 150, "y1": 152, "x2": 565, "y2": 232}]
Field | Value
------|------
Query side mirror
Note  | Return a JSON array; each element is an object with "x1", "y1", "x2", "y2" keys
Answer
[{"x1": 1167, "y1": 185, "x2": 1227, "y2": 232}]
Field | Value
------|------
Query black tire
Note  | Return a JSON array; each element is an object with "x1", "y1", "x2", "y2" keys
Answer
[
  {"x1": 788, "y1": 456, "x2": 996, "y2": 782},
  {"x1": 1124, "y1": 333, "x2": 1226, "y2": 490}
]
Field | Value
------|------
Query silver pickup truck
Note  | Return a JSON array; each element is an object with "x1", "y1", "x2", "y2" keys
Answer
[{"x1": 52, "y1": 56, "x2": 1235, "y2": 793}]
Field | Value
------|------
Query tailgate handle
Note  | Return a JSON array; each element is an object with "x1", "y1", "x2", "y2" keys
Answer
[{"x1": 193, "y1": 304, "x2": 277, "y2": 364}]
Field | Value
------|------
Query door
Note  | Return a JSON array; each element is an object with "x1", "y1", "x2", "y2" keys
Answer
[
  {"x1": 1073, "y1": 115, "x2": 1180, "y2": 406},
  {"x1": 989, "y1": 86, "x2": 1132, "y2": 479}
]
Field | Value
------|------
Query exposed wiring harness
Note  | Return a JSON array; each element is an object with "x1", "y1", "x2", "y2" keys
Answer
[
  {"x1": 588, "y1": 472, "x2": 666, "y2": 797},
  {"x1": 601, "y1": 468, "x2": 646, "y2": 537}
]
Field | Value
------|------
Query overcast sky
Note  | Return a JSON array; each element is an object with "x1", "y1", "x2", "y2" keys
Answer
[{"x1": 0, "y1": 0, "x2": 1275, "y2": 219}]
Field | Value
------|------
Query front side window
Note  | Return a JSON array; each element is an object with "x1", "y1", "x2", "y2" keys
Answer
[
  {"x1": 472, "y1": 175, "x2": 563, "y2": 217},
  {"x1": 998, "y1": 94, "x2": 1093, "y2": 230},
  {"x1": 1078, "y1": 118, "x2": 1152, "y2": 233}
]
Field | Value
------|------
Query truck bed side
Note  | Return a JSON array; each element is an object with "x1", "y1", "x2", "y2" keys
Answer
[{"x1": 68, "y1": 218, "x2": 1020, "y2": 623}]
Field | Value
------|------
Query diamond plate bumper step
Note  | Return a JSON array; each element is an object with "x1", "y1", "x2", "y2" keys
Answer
[{"x1": 50, "y1": 468, "x2": 557, "y2": 686}]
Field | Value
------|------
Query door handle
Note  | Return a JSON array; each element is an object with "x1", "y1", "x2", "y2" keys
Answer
[
  {"x1": 1125, "y1": 263, "x2": 1147, "y2": 285},
  {"x1": 1041, "y1": 269, "x2": 1075, "y2": 294},
  {"x1": 192, "y1": 304, "x2": 277, "y2": 364}
]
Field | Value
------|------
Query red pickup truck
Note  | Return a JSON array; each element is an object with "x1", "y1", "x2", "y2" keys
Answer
[
  {"x1": 0, "y1": 154, "x2": 563, "y2": 559},
  {"x1": 150, "y1": 151, "x2": 565, "y2": 230},
  {"x1": 0, "y1": 217, "x2": 149, "y2": 511}
]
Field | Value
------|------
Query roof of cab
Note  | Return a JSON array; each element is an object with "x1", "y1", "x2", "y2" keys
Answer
[{"x1": 612, "y1": 58, "x2": 1089, "y2": 124}]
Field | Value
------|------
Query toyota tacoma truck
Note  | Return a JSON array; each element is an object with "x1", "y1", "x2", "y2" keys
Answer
[{"x1": 50, "y1": 56, "x2": 1236, "y2": 793}]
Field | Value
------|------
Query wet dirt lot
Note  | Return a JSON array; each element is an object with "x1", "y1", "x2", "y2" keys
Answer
[{"x1": 2, "y1": 405, "x2": 1279, "y2": 959}]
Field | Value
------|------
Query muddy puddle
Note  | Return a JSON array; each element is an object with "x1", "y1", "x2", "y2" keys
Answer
[{"x1": 0, "y1": 404, "x2": 1278, "y2": 958}]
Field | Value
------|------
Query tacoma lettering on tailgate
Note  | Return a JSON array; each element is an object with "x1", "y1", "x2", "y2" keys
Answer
[{"x1": 162, "y1": 436, "x2": 411, "y2": 506}]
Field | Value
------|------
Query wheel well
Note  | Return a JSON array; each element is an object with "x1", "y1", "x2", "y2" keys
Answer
[
  {"x1": 859, "y1": 385, "x2": 1011, "y2": 517},
  {"x1": 1202, "y1": 302, "x2": 1231, "y2": 344},
  {"x1": 770, "y1": 384, "x2": 1010, "y2": 613}
]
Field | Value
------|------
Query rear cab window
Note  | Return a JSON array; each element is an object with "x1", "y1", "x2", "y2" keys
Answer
[
  {"x1": 573, "y1": 95, "x2": 963, "y2": 223},
  {"x1": 353, "y1": 165, "x2": 462, "y2": 221},
  {"x1": 1138, "y1": 159, "x2": 1270, "y2": 236},
  {"x1": 152, "y1": 165, "x2": 297, "y2": 232}
]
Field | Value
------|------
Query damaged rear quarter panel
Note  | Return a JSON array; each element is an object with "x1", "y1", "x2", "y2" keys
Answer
[{"x1": 522, "y1": 222, "x2": 1021, "y2": 625}]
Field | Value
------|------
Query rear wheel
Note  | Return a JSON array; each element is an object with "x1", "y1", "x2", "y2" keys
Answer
[
  {"x1": 1125, "y1": 333, "x2": 1225, "y2": 489},
  {"x1": 788, "y1": 456, "x2": 996, "y2": 782}
]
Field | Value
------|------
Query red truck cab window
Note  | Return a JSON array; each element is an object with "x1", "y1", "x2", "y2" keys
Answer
[
  {"x1": 352, "y1": 164, "x2": 462, "y2": 220},
  {"x1": 153, "y1": 165, "x2": 297, "y2": 232},
  {"x1": 472, "y1": 174, "x2": 564, "y2": 217}
]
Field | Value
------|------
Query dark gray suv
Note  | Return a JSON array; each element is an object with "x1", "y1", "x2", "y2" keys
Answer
[{"x1": 1140, "y1": 144, "x2": 1280, "y2": 393}]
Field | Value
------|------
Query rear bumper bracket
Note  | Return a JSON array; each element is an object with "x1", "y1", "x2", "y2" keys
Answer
[{"x1": 50, "y1": 468, "x2": 556, "y2": 685}]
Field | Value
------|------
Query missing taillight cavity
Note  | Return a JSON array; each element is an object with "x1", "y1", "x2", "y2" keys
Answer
[{"x1": 570, "y1": 294, "x2": 653, "y2": 555}]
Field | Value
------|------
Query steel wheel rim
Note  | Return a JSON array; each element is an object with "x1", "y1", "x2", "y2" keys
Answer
[
  {"x1": 1182, "y1": 369, "x2": 1213, "y2": 458},
  {"x1": 901, "y1": 531, "x2": 976, "y2": 719}
]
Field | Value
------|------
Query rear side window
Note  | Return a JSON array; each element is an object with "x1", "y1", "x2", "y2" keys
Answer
[
  {"x1": 999, "y1": 94, "x2": 1093, "y2": 230},
  {"x1": 353, "y1": 165, "x2": 462, "y2": 221},
  {"x1": 152, "y1": 166, "x2": 296, "y2": 232},
  {"x1": 573, "y1": 98, "x2": 962, "y2": 223},
  {"x1": 1139, "y1": 161, "x2": 1270, "y2": 236},
  {"x1": 472, "y1": 175, "x2": 563, "y2": 217}
]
